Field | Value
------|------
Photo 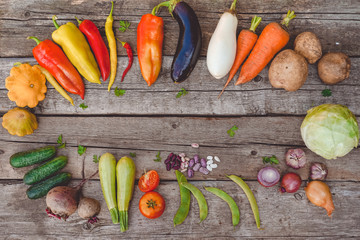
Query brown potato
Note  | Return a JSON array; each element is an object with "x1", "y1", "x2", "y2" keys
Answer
[
  {"x1": 294, "y1": 32, "x2": 322, "y2": 64},
  {"x1": 269, "y1": 49, "x2": 308, "y2": 92},
  {"x1": 318, "y1": 52, "x2": 351, "y2": 85}
]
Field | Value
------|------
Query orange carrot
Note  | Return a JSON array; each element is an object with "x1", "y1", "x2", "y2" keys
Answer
[
  {"x1": 235, "y1": 10, "x2": 296, "y2": 86},
  {"x1": 218, "y1": 16, "x2": 262, "y2": 98}
]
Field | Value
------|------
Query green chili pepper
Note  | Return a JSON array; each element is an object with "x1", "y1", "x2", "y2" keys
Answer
[
  {"x1": 173, "y1": 170, "x2": 191, "y2": 227},
  {"x1": 205, "y1": 187, "x2": 240, "y2": 227},
  {"x1": 181, "y1": 182, "x2": 208, "y2": 223},
  {"x1": 227, "y1": 175, "x2": 261, "y2": 229}
]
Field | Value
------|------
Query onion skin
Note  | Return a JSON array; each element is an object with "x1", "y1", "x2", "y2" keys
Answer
[
  {"x1": 280, "y1": 172, "x2": 301, "y2": 193},
  {"x1": 305, "y1": 181, "x2": 334, "y2": 217}
]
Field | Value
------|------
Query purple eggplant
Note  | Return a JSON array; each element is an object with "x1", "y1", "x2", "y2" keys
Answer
[{"x1": 153, "y1": 0, "x2": 202, "y2": 83}]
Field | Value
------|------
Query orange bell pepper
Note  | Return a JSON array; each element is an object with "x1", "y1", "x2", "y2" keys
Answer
[{"x1": 137, "y1": 11, "x2": 164, "y2": 86}]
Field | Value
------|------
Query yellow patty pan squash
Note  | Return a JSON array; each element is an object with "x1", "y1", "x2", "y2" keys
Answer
[
  {"x1": 5, "y1": 63, "x2": 47, "y2": 108},
  {"x1": 2, "y1": 107, "x2": 38, "y2": 136}
]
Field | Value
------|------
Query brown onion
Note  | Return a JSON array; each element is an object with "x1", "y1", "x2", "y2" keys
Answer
[{"x1": 305, "y1": 181, "x2": 334, "y2": 217}]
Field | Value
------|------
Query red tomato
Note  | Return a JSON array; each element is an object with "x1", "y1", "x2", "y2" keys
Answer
[
  {"x1": 138, "y1": 170, "x2": 160, "y2": 192},
  {"x1": 139, "y1": 192, "x2": 165, "y2": 219}
]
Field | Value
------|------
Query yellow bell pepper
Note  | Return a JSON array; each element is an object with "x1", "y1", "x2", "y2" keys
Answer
[{"x1": 51, "y1": 15, "x2": 101, "y2": 84}]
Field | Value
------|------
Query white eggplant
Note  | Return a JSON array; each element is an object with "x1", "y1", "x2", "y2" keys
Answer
[{"x1": 207, "y1": 1, "x2": 238, "y2": 79}]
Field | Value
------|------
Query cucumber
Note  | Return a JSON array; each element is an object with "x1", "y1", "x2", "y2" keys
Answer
[
  {"x1": 26, "y1": 172, "x2": 71, "y2": 199},
  {"x1": 10, "y1": 146, "x2": 56, "y2": 168},
  {"x1": 23, "y1": 156, "x2": 68, "y2": 185}
]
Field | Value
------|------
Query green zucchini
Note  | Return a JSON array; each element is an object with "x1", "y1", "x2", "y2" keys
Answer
[
  {"x1": 23, "y1": 156, "x2": 68, "y2": 185},
  {"x1": 26, "y1": 172, "x2": 71, "y2": 199},
  {"x1": 10, "y1": 146, "x2": 56, "y2": 168},
  {"x1": 116, "y1": 156, "x2": 136, "y2": 232}
]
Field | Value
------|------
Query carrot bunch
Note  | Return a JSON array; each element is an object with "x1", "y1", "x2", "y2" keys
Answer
[{"x1": 219, "y1": 10, "x2": 296, "y2": 97}]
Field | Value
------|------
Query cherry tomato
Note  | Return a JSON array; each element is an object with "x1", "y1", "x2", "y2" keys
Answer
[
  {"x1": 138, "y1": 170, "x2": 160, "y2": 192},
  {"x1": 139, "y1": 191, "x2": 165, "y2": 219}
]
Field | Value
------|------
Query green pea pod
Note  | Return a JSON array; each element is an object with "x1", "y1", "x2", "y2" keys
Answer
[
  {"x1": 181, "y1": 182, "x2": 208, "y2": 223},
  {"x1": 173, "y1": 170, "x2": 191, "y2": 227},
  {"x1": 227, "y1": 175, "x2": 261, "y2": 229},
  {"x1": 205, "y1": 187, "x2": 240, "y2": 226}
]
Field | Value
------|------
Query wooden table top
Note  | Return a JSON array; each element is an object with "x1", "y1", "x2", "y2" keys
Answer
[{"x1": 1, "y1": 0, "x2": 359, "y2": 239}]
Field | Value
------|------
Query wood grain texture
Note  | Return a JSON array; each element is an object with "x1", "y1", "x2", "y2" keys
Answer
[
  {"x1": 0, "y1": 0, "x2": 359, "y2": 57},
  {"x1": 1, "y1": 57, "x2": 359, "y2": 116},
  {"x1": 1, "y1": 116, "x2": 359, "y2": 181},
  {"x1": 0, "y1": 180, "x2": 359, "y2": 239}
]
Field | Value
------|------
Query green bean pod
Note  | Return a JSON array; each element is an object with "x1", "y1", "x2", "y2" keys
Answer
[
  {"x1": 173, "y1": 170, "x2": 191, "y2": 227},
  {"x1": 205, "y1": 187, "x2": 240, "y2": 226},
  {"x1": 227, "y1": 175, "x2": 261, "y2": 229},
  {"x1": 181, "y1": 182, "x2": 208, "y2": 223}
]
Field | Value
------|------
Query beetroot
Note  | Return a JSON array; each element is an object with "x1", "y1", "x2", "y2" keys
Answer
[{"x1": 46, "y1": 171, "x2": 98, "y2": 220}]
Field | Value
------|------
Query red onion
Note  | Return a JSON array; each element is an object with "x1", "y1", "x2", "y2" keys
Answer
[
  {"x1": 280, "y1": 172, "x2": 301, "y2": 193},
  {"x1": 285, "y1": 149, "x2": 306, "y2": 169},
  {"x1": 257, "y1": 167, "x2": 280, "y2": 187},
  {"x1": 310, "y1": 162, "x2": 328, "y2": 180}
]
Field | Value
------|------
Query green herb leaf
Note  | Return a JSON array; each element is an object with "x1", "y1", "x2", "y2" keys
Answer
[
  {"x1": 79, "y1": 103, "x2": 88, "y2": 110},
  {"x1": 227, "y1": 125, "x2": 239, "y2": 137},
  {"x1": 114, "y1": 87, "x2": 126, "y2": 97},
  {"x1": 262, "y1": 155, "x2": 279, "y2": 165},
  {"x1": 78, "y1": 145, "x2": 87, "y2": 156},
  {"x1": 119, "y1": 20, "x2": 130, "y2": 32},
  {"x1": 129, "y1": 152, "x2": 136, "y2": 158},
  {"x1": 154, "y1": 151, "x2": 161, "y2": 162},
  {"x1": 176, "y1": 88, "x2": 188, "y2": 98},
  {"x1": 93, "y1": 155, "x2": 100, "y2": 163},
  {"x1": 57, "y1": 134, "x2": 66, "y2": 149},
  {"x1": 321, "y1": 89, "x2": 332, "y2": 97}
]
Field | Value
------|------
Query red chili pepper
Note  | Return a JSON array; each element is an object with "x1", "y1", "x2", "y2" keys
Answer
[
  {"x1": 76, "y1": 17, "x2": 110, "y2": 82},
  {"x1": 28, "y1": 36, "x2": 85, "y2": 99},
  {"x1": 117, "y1": 39, "x2": 133, "y2": 82}
]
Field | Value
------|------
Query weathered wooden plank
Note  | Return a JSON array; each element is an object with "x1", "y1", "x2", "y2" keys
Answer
[
  {"x1": 0, "y1": 180, "x2": 359, "y2": 238},
  {"x1": 1, "y1": 116, "x2": 359, "y2": 181},
  {"x1": 0, "y1": 0, "x2": 359, "y2": 57},
  {"x1": 1, "y1": 57, "x2": 359, "y2": 116}
]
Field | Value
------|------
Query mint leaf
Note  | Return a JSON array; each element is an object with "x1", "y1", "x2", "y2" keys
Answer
[
  {"x1": 154, "y1": 151, "x2": 161, "y2": 162},
  {"x1": 262, "y1": 155, "x2": 279, "y2": 165},
  {"x1": 114, "y1": 87, "x2": 126, "y2": 97},
  {"x1": 176, "y1": 88, "x2": 188, "y2": 98},
  {"x1": 227, "y1": 125, "x2": 239, "y2": 137},
  {"x1": 78, "y1": 145, "x2": 87, "y2": 156},
  {"x1": 79, "y1": 103, "x2": 88, "y2": 110}
]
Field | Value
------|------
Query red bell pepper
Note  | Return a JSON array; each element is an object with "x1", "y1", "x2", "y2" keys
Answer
[
  {"x1": 28, "y1": 36, "x2": 85, "y2": 99},
  {"x1": 137, "y1": 13, "x2": 164, "y2": 86},
  {"x1": 76, "y1": 17, "x2": 111, "y2": 82}
]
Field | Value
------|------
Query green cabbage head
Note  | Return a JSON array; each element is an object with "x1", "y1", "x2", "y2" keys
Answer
[{"x1": 301, "y1": 104, "x2": 359, "y2": 159}]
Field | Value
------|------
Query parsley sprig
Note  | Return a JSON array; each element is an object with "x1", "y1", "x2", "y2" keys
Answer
[
  {"x1": 227, "y1": 125, "x2": 238, "y2": 137},
  {"x1": 78, "y1": 145, "x2": 87, "y2": 156},
  {"x1": 79, "y1": 103, "x2": 88, "y2": 110},
  {"x1": 262, "y1": 155, "x2": 279, "y2": 164},
  {"x1": 321, "y1": 89, "x2": 332, "y2": 97},
  {"x1": 57, "y1": 134, "x2": 66, "y2": 149},
  {"x1": 93, "y1": 155, "x2": 100, "y2": 163},
  {"x1": 154, "y1": 151, "x2": 161, "y2": 162},
  {"x1": 115, "y1": 87, "x2": 126, "y2": 97},
  {"x1": 119, "y1": 20, "x2": 130, "y2": 32},
  {"x1": 176, "y1": 88, "x2": 188, "y2": 98}
]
